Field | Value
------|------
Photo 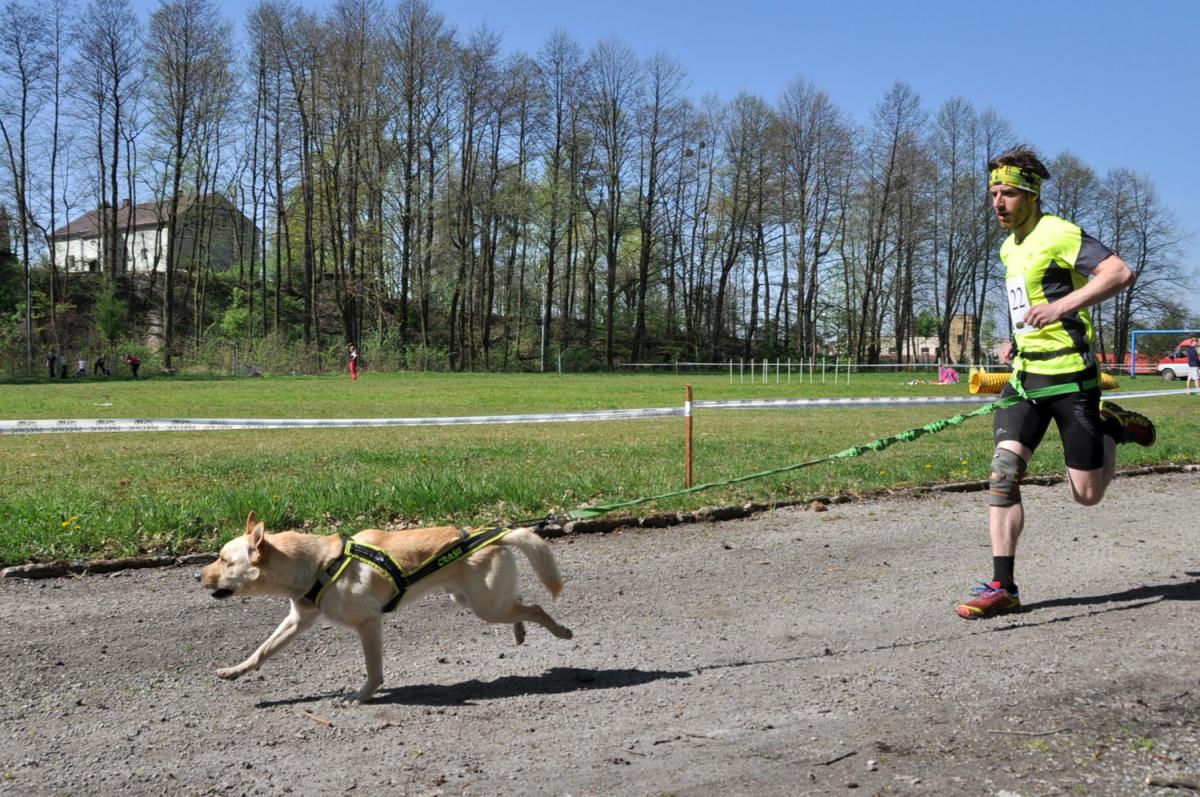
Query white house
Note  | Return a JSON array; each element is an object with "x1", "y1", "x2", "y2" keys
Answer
[{"x1": 49, "y1": 194, "x2": 258, "y2": 275}]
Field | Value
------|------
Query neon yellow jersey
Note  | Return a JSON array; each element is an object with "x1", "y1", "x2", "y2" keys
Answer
[{"x1": 1001, "y1": 214, "x2": 1113, "y2": 375}]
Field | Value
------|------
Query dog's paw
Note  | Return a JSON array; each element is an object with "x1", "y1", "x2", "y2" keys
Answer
[
  {"x1": 215, "y1": 666, "x2": 244, "y2": 681},
  {"x1": 339, "y1": 683, "x2": 380, "y2": 705},
  {"x1": 338, "y1": 692, "x2": 370, "y2": 706}
]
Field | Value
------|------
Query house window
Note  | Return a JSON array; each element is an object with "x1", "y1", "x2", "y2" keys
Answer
[
  {"x1": 66, "y1": 255, "x2": 76, "y2": 270},
  {"x1": 88, "y1": 259, "x2": 99, "y2": 273}
]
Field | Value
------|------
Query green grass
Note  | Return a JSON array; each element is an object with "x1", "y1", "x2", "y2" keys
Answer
[{"x1": 1, "y1": 370, "x2": 1195, "y2": 564}]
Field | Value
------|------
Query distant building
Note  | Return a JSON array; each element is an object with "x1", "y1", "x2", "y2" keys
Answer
[
  {"x1": 948, "y1": 314, "x2": 976, "y2": 362},
  {"x1": 49, "y1": 194, "x2": 258, "y2": 275},
  {"x1": 882, "y1": 314, "x2": 989, "y2": 363}
]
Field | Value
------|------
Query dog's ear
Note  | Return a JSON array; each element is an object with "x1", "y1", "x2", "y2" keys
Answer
[
  {"x1": 248, "y1": 522, "x2": 268, "y2": 564},
  {"x1": 245, "y1": 511, "x2": 258, "y2": 535}
]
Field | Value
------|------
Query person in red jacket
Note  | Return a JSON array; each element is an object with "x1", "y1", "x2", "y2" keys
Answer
[
  {"x1": 348, "y1": 345, "x2": 359, "y2": 381},
  {"x1": 124, "y1": 353, "x2": 141, "y2": 379}
]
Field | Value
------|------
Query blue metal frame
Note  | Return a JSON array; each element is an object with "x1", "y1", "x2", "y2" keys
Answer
[{"x1": 1128, "y1": 329, "x2": 1200, "y2": 378}]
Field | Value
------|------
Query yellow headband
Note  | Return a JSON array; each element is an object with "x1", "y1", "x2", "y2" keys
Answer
[{"x1": 989, "y1": 164, "x2": 1042, "y2": 195}]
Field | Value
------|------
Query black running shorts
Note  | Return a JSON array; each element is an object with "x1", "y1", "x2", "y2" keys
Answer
[{"x1": 992, "y1": 366, "x2": 1104, "y2": 470}]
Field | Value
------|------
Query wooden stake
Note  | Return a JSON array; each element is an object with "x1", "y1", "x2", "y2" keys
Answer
[{"x1": 684, "y1": 385, "x2": 694, "y2": 488}]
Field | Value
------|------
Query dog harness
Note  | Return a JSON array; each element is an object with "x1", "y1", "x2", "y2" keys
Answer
[{"x1": 303, "y1": 525, "x2": 513, "y2": 612}]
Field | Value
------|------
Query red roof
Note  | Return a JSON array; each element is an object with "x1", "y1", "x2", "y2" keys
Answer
[{"x1": 50, "y1": 196, "x2": 202, "y2": 239}]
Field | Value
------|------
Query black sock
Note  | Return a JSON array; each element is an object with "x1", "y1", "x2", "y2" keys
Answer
[{"x1": 992, "y1": 556, "x2": 1016, "y2": 592}]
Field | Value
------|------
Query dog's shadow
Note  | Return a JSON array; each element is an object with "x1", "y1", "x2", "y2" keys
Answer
[
  {"x1": 257, "y1": 666, "x2": 692, "y2": 708},
  {"x1": 1020, "y1": 572, "x2": 1200, "y2": 613}
]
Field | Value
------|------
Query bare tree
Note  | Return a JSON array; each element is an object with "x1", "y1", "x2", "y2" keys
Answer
[
  {"x1": 271, "y1": 4, "x2": 322, "y2": 354},
  {"x1": 630, "y1": 51, "x2": 685, "y2": 362},
  {"x1": 1096, "y1": 169, "x2": 1191, "y2": 360},
  {"x1": 27, "y1": 0, "x2": 72, "y2": 352},
  {"x1": 1044, "y1": 151, "x2": 1098, "y2": 229},
  {"x1": 447, "y1": 25, "x2": 499, "y2": 370},
  {"x1": 967, "y1": 107, "x2": 1013, "y2": 360},
  {"x1": 73, "y1": 0, "x2": 141, "y2": 281},
  {"x1": 535, "y1": 29, "x2": 582, "y2": 370},
  {"x1": 777, "y1": 77, "x2": 852, "y2": 360},
  {"x1": 928, "y1": 96, "x2": 983, "y2": 364},
  {"x1": 851, "y1": 81, "x2": 925, "y2": 361},
  {"x1": 586, "y1": 38, "x2": 639, "y2": 368},
  {"x1": 146, "y1": 0, "x2": 233, "y2": 368},
  {"x1": 0, "y1": 0, "x2": 51, "y2": 368},
  {"x1": 708, "y1": 93, "x2": 766, "y2": 359}
]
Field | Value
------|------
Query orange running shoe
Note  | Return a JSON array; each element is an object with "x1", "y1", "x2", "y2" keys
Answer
[
  {"x1": 1099, "y1": 401, "x2": 1156, "y2": 447},
  {"x1": 955, "y1": 581, "x2": 1021, "y2": 619}
]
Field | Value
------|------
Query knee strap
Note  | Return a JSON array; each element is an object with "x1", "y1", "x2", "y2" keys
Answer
[{"x1": 989, "y1": 448, "x2": 1027, "y2": 507}]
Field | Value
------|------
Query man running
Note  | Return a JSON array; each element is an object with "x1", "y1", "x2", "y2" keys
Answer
[
  {"x1": 1185, "y1": 341, "x2": 1199, "y2": 395},
  {"x1": 955, "y1": 146, "x2": 1156, "y2": 620}
]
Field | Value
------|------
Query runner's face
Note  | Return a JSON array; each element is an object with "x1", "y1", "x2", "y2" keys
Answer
[{"x1": 990, "y1": 183, "x2": 1037, "y2": 231}]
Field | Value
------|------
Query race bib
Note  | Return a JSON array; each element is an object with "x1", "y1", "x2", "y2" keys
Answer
[{"x1": 1006, "y1": 275, "x2": 1033, "y2": 335}]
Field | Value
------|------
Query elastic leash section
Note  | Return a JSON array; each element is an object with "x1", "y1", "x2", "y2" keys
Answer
[{"x1": 568, "y1": 384, "x2": 1083, "y2": 521}]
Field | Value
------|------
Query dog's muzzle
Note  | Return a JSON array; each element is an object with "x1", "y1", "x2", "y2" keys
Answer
[{"x1": 210, "y1": 588, "x2": 234, "y2": 600}]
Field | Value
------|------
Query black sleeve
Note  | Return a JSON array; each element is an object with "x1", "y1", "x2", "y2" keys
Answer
[{"x1": 1074, "y1": 230, "x2": 1114, "y2": 277}]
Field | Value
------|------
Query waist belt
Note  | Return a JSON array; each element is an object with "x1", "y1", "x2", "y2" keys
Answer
[
  {"x1": 303, "y1": 525, "x2": 513, "y2": 612},
  {"x1": 1013, "y1": 343, "x2": 1089, "y2": 361},
  {"x1": 1008, "y1": 370, "x2": 1100, "y2": 402}
]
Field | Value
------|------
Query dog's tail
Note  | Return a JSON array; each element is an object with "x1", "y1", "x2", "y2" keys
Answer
[{"x1": 499, "y1": 527, "x2": 564, "y2": 598}]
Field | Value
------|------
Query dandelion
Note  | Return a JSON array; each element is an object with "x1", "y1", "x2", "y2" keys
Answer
[{"x1": 926, "y1": 463, "x2": 933, "y2": 469}]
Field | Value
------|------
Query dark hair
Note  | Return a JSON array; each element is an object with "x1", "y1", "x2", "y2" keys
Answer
[{"x1": 987, "y1": 145, "x2": 1051, "y2": 181}]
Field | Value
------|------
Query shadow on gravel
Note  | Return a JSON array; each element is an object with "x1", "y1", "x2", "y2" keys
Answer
[
  {"x1": 256, "y1": 666, "x2": 692, "y2": 708},
  {"x1": 1020, "y1": 574, "x2": 1200, "y2": 613}
]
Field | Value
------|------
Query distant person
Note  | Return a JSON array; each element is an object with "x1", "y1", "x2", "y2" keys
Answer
[
  {"x1": 955, "y1": 146, "x2": 1155, "y2": 621},
  {"x1": 76, "y1": 357, "x2": 86, "y2": 378},
  {"x1": 47, "y1": 350, "x2": 57, "y2": 380},
  {"x1": 59, "y1": 362, "x2": 68, "y2": 379},
  {"x1": 125, "y1": 353, "x2": 140, "y2": 379},
  {"x1": 94, "y1": 353, "x2": 109, "y2": 376},
  {"x1": 348, "y1": 345, "x2": 359, "y2": 381},
  {"x1": 1186, "y1": 342, "x2": 1200, "y2": 395}
]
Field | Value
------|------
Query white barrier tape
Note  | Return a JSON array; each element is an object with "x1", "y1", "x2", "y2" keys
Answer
[
  {"x1": 0, "y1": 407, "x2": 684, "y2": 435},
  {"x1": 2, "y1": 389, "x2": 1185, "y2": 435},
  {"x1": 696, "y1": 388, "x2": 1192, "y2": 411},
  {"x1": 696, "y1": 396, "x2": 993, "y2": 410}
]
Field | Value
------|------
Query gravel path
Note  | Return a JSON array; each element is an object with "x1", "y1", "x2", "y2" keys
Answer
[{"x1": 2, "y1": 470, "x2": 1198, "y2": 796}]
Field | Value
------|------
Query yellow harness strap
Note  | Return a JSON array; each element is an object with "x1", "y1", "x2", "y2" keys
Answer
[{"x1": 304, "y1": 525, "x2": 513, "y2": 612}]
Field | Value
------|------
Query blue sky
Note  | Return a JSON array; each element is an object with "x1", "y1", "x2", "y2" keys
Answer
[{"x1": 203, "y1": 0, "x2": 1200, "y2": 312}]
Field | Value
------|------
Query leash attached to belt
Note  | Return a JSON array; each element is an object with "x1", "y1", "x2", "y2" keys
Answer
[
  {"x1": 1007, "y1": 368, "x2": 1100, "y2": 403},
  {"x1": 303, "y1": 524, "x2": 513, "y2": 612}
]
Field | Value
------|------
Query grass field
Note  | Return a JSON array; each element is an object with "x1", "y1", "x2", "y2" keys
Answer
[{"x1": 1, "y1": 370, "x2": 1195, "y2": 565}]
